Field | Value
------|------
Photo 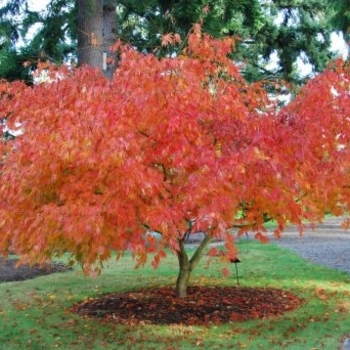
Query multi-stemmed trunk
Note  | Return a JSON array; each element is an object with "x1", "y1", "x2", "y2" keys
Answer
[{"x1": 175, "y1": 234, "x2": 212, "y2": 298}]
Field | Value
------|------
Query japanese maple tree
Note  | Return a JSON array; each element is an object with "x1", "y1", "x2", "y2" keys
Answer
[
  {"x1": 277, "y1": 59, "x2": 350, "y2": 221},
  {"x1": 0, "y1": 28, "x2": 349, "y2": 297}
]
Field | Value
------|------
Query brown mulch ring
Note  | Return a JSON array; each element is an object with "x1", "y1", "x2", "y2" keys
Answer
[
  {"x1": 0, "y1": 258, "x2": 71, "y2": 282},
  {"x1": 71, "y1": 286, "x2": 302, "y2": 325}
]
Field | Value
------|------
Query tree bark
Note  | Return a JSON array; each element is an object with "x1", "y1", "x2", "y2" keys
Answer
[
  {"x1": 102, "y1": 0, "x2": 117, "y2": 79},
  {"x1": 175, "y1": 234, "x2": 213, "y2": 298},
  {"x1": 175, "y1": 240, "x2": 191, "y2": 298},
  {"x1": 77, "y1": 0, "x2": 104, "y2": 70},
  {"x1": 77, "y1": 0, "x2": 117, "y2": 78}
]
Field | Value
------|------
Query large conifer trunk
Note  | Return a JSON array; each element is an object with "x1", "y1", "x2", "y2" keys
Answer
[
  {"x1": 77, "y1": 0, "x2": 104, "y2": 70},
  {"x1": 77, "y1": 0, "x2": 117, "y2": 78},
  {"x1": 102, "y1": 1, "x2": 117, "y2": 79}
]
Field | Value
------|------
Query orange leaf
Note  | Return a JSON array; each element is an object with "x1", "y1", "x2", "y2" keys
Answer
[
  {"x1": 255, "y1": 232, "x2": 269, "y2": 244},
  {"x1": 222, "y1": 267, "x2": 231, "y2": 277},
  {"x1": 161, "y1": 33, "x2": 174, "y2": 47}
]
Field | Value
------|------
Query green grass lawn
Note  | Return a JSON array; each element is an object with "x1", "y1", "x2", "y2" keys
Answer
[{"x1": 1, "y1": 240, "x2": 350, "y2": 349}]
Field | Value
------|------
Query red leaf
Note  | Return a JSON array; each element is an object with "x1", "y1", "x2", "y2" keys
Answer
[
  {"x1": 255, "y1": 232, "x2": 269, "y2": 244},
  {"x1": 222, "y1": 267, "x2": 231, "y2": 277},
  {"x1": 207, "y1": 247, "x2": 219, "y2": 257}
]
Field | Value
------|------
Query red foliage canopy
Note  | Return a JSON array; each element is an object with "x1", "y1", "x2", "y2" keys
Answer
[
  {"x1": 278, "y1": 60, "x2": 350, "y2": 220},
  {"x1": 0, "y1": 29, "x2": 349, "y2": 274}
]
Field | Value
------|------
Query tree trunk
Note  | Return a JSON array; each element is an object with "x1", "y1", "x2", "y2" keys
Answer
[
  {"x1": 102, "y1": 1, "x2": 117, "y2": 79},
  {"x1": 77, "y1": 0, "x2": 117, "y2": 78},
  {"x1": 77, "y1": 0, "x2": 104, "y2": 70},
  {"x1": 175, "y1": 234, "x2": 213, "y2": 298},
  {"x1": 175, "y1": 240, "x2": 191, "y2": 298}
]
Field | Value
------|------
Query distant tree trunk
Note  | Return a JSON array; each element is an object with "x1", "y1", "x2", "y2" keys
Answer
[
  {"x1": 77, "y1": 0, "x2": 117, "y2": 78},
  {"x1": 175, "y1": 234, "x2": 212, "y2": 298},
  {"x1": 102, "y1": 0, "x2": 117, "y2": 79},
  {"x1": 77, "y1": 0, "x2": 103, "y2": 70}
]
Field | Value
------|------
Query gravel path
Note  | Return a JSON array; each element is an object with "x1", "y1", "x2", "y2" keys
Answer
[
  {"x1": 271, "y1": 217, "x2": 350, "y2": 274},
  {"x1": 187, "y1": 217, "x2": 350, "y2": 274}
]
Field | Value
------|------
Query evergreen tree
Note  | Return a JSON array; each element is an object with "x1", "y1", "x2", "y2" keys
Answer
[
  {"x1": 330, "y1": 0, "x2": 350, "y2": 42},
  {"x1": 0, "y1": 0, "x2": 30, "y2": 82},
  {"x1": 0, "y1": 0, "x2": 338, "y2": 83},
  {"x1": 115, "y1": 0, "x2": 333, "y2": 82}
]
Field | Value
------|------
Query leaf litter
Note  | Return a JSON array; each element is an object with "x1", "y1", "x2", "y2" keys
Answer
[{"x1": 71, "y1": 286, "x2": 302, "y2": 325}]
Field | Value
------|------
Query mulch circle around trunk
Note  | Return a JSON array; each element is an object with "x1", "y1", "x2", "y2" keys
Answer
[{"x1": 71, "y1": 286, "x2": 302, "y2": 325}]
